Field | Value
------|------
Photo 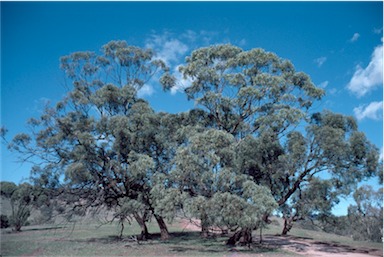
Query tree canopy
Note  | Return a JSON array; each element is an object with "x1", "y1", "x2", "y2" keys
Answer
[{"x1": 179, "y1": 44, "x2": 324, "y2": 136}]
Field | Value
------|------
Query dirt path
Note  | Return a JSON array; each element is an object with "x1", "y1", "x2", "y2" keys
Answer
[
  {"x1": 262, "y1": 235, "x2": 382, "y2": 257},
  {"x1": 178, "y1": 219, "x2": 383, "y2": 257}
]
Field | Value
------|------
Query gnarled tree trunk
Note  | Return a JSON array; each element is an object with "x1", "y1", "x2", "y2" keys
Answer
[
  {"x1": 133, "y1": 212, "x2": 150, "y2": 240},
  {"x1": 200, "y1": 213, "x2": 210, "y2": 238},
  {"x1": 154, "y1": 214, "x2": 170, "y2": 240},
  {"x1": 226, "y1": 228, "x2": 252, "y2": 247},
  {"x1": 282, "y1": 216, "x2": 294, "y2": 236}
]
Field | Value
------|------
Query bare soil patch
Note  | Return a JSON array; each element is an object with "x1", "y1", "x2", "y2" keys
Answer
[{"x1": 262, "y1": 235, "x2": 382, "y2": 257}]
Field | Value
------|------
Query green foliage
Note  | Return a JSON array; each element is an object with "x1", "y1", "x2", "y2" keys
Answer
[
  {"x1": 293, "y1": 178, "x2": 338, "y2": 220},
  {"x1": 0, "y1": 181, "x2": 18, "y2": 198},
  {"x1": 6, "y1": 40, "x2": 182, "y2": 239},
  {"x1": 169, "y1": 129, "x2": 278, "y2": 236},
  {"x1": 179, "y1": 44, "x2": 324, "y2": 136},
  {"x1": 307, "y1": 112, "x2": 379, "y2": 188},
  {"x1": 270, "y1": 111, "x2": 380, "y2": 235},
  {"x1": 150, "y1": 178, "x2": 185, "y2": 222},
  {"x1": 348, "y1": 185, "x2": 383, "y2": 242},
  {"x1": 172, "y1": 129, "x2": 239, "y2": 197},
  {"x1": 209, "y1": 182, "x2": 277, "y2": 230}
]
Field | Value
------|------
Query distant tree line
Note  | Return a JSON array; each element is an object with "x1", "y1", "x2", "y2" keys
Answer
[
  {"x1": 1, "y1": 41, "x2": 381, "y2": 244},
  {"x1": 318, "y1": 185, "x2": 383, "y2": 242}
]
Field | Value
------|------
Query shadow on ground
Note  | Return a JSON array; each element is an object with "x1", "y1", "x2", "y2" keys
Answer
[
  {"x1": 2, "y1": 226, "x2": 66, "y2": 234},
  {"x1": 60, "y1": 231, "x2": 382, "y2": 256},
  {"x1": 69, "y1": 231, "x2": 281, "y2": 255}
]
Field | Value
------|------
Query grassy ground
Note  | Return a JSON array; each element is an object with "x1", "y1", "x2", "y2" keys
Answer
[
  {"x1": 1, "y1": 218, "x2": 382, "y2": 257},
  {"x1": 1, "y1": 219, "x2": 294, "y2": 257}
]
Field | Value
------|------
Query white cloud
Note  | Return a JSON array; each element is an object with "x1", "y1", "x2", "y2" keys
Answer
[
  {"x1": 143, "y1": 32, "x2": 191, "y2": 96},
  {"x1": 347, "y1": 45, "x2": 383, "y2": 97},
  {"x1": 314, "y1": 56, "x2": 327, "y2": 67},
  {"x1": 318, "y1": 81, "x2": 329, "y2": 88},
  {"x1": 353, "y1": 101, "x2": 383, "y2": 121},
  {"x1": 143, "y1": 30, "x2": 223, "y2": 96},
  {"x1": 350, "y1": 33, "x2": 360, "y2": 42},
  {"x1": 137, "y1": 84, "x2": 155, "y2": 98},
  {"x1": 145, "y1": 33, "x2": 189, "y2": 65}
]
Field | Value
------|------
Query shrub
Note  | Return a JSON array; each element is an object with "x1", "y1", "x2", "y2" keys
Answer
[{"x1": 1, "y1": 214, "x2": 9, "y2": 228}]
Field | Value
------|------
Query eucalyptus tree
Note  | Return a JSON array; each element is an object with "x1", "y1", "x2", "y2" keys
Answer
[
  {"x1": 176, "y1": 44, "x2": 324, "y2": 233},
  {"x1": 241, "y1": 111, "x2": 380, "y2": 235},
  {"x1": 177, "y1": 44, "x2": 379, "y2": 236},
  {"x1": 7, "y1": 41, "x2": 380, "y2": 244},
  {"x1": 7, "y1": 41, "x2": 175, "y2": 240}
]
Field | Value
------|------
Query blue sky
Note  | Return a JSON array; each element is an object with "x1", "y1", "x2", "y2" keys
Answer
[{"x1": 1, "y1": 2, "x2": 383, "y2": 215}]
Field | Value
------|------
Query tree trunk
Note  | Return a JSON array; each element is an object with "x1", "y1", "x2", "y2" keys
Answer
[
  {"x1": 242, "y1": 228, "x2": 252, "y2": 247},
  {"x1": 226, "y1": 228, "x2": 252, "y2": 247},
  {"x1": 282, "y1": 217, "x2": 294, "y2": 236},
  {"x1": 221, "y1": 228, "x2": 229, "y2": 235},
  {"x1": 119, "y1": 220, "x2": 125, "y2": 239},
  {"x1": 154, "y1": 214, "x2": 170, "y2": 240},
  {"x1": 227, "y1": 230, "x2": 242, "y2": 246},
  {"x1": 200, "y1": 213, "x2": 210, "y2": 238},
  {"x1": 133, "y1": 212, "x2": 150, "y2": 240},
  {"x1": 14, "y1": 223, "x2": 22, "y2": 232},
  {"x1": 201, "y1": 223, "x2": 210, "y2": 238},
  {"x1": 262, "y1": 213, "x2": 271, "y2": 224}
]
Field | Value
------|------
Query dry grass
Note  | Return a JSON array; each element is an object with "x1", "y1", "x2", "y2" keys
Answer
[{"x1": 0, "y1": 219, "x2": 294, "y2": 257}]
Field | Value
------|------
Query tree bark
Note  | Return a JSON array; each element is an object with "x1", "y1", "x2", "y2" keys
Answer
[
  {"x1": 154, "y1": 214, "x2": 170, "y2": 240},
  {"x1": 242, "y1": 228, "x2": 252, "y2": 247},
  {"x1": 201, "y1": 223, "x2": 210, "y2": 238},
  {"x1": 226, "y1": 228, "x2": 252, "y2": 246},
  {"x1": 282, "y1": 217, "x2": 294, "y2": 236},
  {"x1": 14, "y1": 223, "x2": 22, "y2": 232},
  {"x1": 227, "y1": 230, "x2": 242, "y2": 246},
  {"x1": 200, "y1": 213, "x2": 210, "y2": 238},
  {"x1": 133, "y1": 212, "x2": 150, "y2": 240},
  {"x1": 277, "y1": 168, "x2": 313, "y2": 206}
]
